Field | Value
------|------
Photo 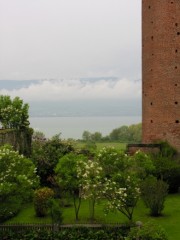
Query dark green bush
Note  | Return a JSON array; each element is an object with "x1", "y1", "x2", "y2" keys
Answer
[
  {"x1": 0, "y1": 196, "x2": 21, "y2": 223},
  {"x1": 0, "y1": 227, "x2": 129, "y2": 240},
  {"x1": 48, "y1": 199, "x2": 63, "y2": 224},
  {"x1": 141, "y1": 176, "x2": 168, "y2": 216}
]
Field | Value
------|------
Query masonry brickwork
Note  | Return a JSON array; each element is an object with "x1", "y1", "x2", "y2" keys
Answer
[{"x1": 142, "y1": 0, "x2": 180, "y2": 150}]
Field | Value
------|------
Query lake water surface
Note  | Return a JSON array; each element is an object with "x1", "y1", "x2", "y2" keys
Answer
[{"x1": 30, "y1": 116, "x2": 141, "y2": 139}]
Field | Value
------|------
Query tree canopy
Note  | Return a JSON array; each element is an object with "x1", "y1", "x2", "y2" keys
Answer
[{"x1": 0, "y1": 95, "x2": 29, "y2": 129}]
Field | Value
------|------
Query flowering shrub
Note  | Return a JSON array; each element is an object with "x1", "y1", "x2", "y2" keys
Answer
[
  {"x1": 96, "y1": 147, "x2": 131, "y2": 178},
  {"x1": 0, "y1": 145, "x2": 39, "y2": 222},
  {"x1": 55, "y1": 153, "x2": 88, "y2": 221},
  {"x1": 34, "y1": 187, "x2": 55, "y2": 217},
  {"x1": 77, "y1": 159, "x2": 103, "y2": 220},
  {"x1": 97, "y1": 147, "x2": 140, "y2": 221},
  {"x1": 103, "y1": 175, "x2": 140, "y2": 221}
]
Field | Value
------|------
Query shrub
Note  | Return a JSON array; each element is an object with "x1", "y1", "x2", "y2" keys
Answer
[
  {"x1": 127, "y1": 222, "x2": 168, "y2": 240},
  {"x1": 48, "y1": 198, "x2": 63, "y2": 224},
  {"x1": 0, "y1": 144, "x2": 39, "y2": 223},
  {"x1": 0, "y1": 227, "x2": 129, "y2": 240},
  {"x1": 152, "y1": 155, "x2": 180, "y2": 193},
  {"x1": 141, "y1": 176, "x2": 168, "y2": 216},
  {"x1": 34, "y1": 187, "x2": 54, "y2": 217}
]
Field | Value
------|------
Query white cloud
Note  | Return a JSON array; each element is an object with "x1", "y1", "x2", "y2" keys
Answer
[{"x1": 0, "y1": 78, "x2": 141, "y2": 102}]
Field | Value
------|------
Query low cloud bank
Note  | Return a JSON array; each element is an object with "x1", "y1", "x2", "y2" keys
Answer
[{"x1": 0, "y1": 78, "x2": 141, "y2": 102}]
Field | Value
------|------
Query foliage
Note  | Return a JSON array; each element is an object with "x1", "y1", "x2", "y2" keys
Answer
[
  {"x1": 96, "y1": 147, "x2": 130, "y2": 178},
  {"x1": 132, "y1": 151, "x2": 155, "y2": 179},
  {"x1": 152, "y1": 155, "x2": 180, "y2": 193},
  {"x1": 55, "y1": 153, "x2": 88, "y2": 221},
  {"x1": 31, "y1": 138, "x2": 74, "y2": 186},
  {"x1": 0, "y1": 95, "x2": 29, "y2": 129},
  {"x1": 0, "y1": 227, "x2": 129, "y2": 240},
  {"x1": 103, "y1": 175, "x2": 140, "y2": 221},
  {"x1": 109, "y1": 123, "x2": 142, "y2": 143},
  {"x1": 81, "y1": 123, "x2": 141, "y2": 143},
  {"x1": 48, "y1": 198, "x2": 63, "y2": 224},
  {"x1": 82, "y1": 131, "x2": 102, "y2": 142},
  {"x1": 159, "y1": 141, "x2": 177, "y2": 158},
  {"x1": 77, "y1": 158, "x2": 103, "y2": 221},
  {"x1": 127, "y1": 222, "x2": 168, "y2": 240},
  {"x1": 96, "y1": 147, "x2": 140, "y2": 221},
  {"x1": 34, "y1": 187, "x2": 54, "y2": 217},
  {"x1": 32, "y1": 130, "x2": 46, "y2": 141},
  {"x1": 141, "y1": 176, "x2": 168, "y2": 216},
  {"x1": 0, "y1": 144, "x2": 39, "y2": 222}
]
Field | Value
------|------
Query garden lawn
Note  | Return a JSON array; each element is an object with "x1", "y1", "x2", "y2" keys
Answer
[
  {"x1": 74, "y1": 141, "x2": 127, "y2": 151},
  {"x1": 5, "y1": 194, "x2": 180, "y2": 240}
]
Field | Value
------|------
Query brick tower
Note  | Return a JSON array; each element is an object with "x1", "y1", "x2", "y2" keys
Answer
[{"x1": 142, "y1": 0, "x2": 180, "y2": 150}]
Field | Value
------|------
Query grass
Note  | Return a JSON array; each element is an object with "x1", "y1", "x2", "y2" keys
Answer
[
  {"x1": 5, "y1": 194, "x2": 180, "y2": 240},
  {"x1": 73, "y1": 141, "x2": 127, "y2": 151}
]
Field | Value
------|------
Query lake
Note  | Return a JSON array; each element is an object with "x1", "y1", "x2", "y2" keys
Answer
[{"x1": 29, "y1": 116, "x2": 141, "y2": 139}]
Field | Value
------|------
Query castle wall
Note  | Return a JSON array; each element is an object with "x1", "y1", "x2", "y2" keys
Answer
[{"x1": 142, "y1": 0, "x2": 180, "y2": 150}]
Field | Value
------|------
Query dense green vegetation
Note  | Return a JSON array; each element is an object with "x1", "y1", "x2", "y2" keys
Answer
[
  {"x1": 0, "y1": 95, "x2": 180, "y2": 240},
  {"x1": 81, "y1": 123, "x2": 141, "y2": 143}
]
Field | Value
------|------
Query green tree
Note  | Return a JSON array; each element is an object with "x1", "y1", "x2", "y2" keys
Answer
[
  {"x1": 55, "y1": 153, "x2": 88, "y2": 221},
  {"x1": 32, "y1": 130, "x2": 46, "y2": 141},
  {"x1": 128, "y1": 123, "x2": 142, "y2": 142},
  {"x1": 0, "y1": 145, "x2": 39, "y2": 222},
  {"x1": 109, "y1": 125, "x2": 130, "y2": 142},
  {"x1": 82, "y1": 130, "x2": 92, "y2": 142},
  {"x1": 109, "y1": 123, "x2": 142, "y2": 143},
  {"x1": 91, "y1": 132, "x2": 102, "y2": 142},
  {"x1": 0, "y1": 95, "x2": 29, "y2": 129},
  {"x1": 31, "y1": 138, "x2": 74, "y2": 186}
]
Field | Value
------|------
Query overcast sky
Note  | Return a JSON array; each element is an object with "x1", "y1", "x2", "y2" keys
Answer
[{"x1": 0, "y1": 0, "x2": 141, "y2": 81}]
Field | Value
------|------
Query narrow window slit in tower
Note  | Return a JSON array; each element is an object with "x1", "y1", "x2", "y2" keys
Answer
[
  {"x1": 175, "y1": 84, "x2": 177, "y2": 86},
  {"x1": 151, "y1": 120, "x2": 153, "y2": 123},
  {"x1": 175, "y1": 23, "x2": 178, "y2": 27},
  {"x1": 151, "y1": 36, "x2": 154, "y2": 40},
  {"x1": 175, "y1": 101, "x2": 178, "y2": 104},
  {"x1": 177, "y1": 32, "x2": 180, "y2": 35},
  {"x1": 175, "y1": 49, "x2": 178, "y2": 53},
  {"x1": 175, "y1": 66, "x2": 177, "y2": 69},
  {"x1": 150, "y1": 102, "x2": 153, "y2": 105},
  {"x1": 175, "y1": 120, "x2": 179, "y2": 123},
  {"x1": 148, "y1": 6, "x2": 151, "y2": 9}
]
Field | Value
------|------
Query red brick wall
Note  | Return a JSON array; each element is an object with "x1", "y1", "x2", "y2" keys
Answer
[{"x1": 142, "y1": 0, "x2": 180, "y2": 150}]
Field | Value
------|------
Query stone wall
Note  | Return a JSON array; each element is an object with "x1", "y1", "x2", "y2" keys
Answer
[
  {"x1": 127, "y1": 143, "x2": 161, "y2": 155},
  {"x1": 0, "y1": 128, "x2": 33, "y2": 156}
]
